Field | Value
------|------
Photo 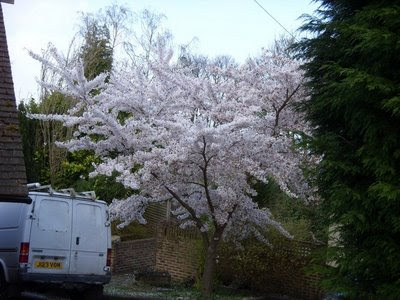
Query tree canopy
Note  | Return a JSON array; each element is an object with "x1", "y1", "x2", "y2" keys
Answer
[{"x1": 30, "y1": 37, "x2": 311, "y2": 298}]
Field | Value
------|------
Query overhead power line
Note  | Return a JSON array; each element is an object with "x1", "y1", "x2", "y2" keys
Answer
[{"x1": 253, "y1": 0, "x2": 297, "y2": 40}]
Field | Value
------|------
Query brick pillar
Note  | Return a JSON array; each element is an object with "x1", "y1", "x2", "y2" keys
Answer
[{"x1": 0, "y1": 2, "x2": 28, "y2": 200}]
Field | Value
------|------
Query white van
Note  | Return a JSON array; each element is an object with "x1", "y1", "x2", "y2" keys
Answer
[{"x1": 0, "y1": 184, "x2": 112, "y2": 299}]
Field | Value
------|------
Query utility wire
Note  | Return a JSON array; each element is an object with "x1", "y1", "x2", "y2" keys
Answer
[{"x1": 253, "y1": 0, "x2": 297, "y2": 40}]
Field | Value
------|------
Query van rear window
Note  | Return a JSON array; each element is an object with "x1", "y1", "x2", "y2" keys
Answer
[
  {"x1": 0, "y1": 203, "x2": 23, "y2": 229},
  {"x1": 38, "y1": 200, "x2": 70, "y2": 232},
  {"x1": 75, "y1": 203, "x2": 102, "y2": 229}
]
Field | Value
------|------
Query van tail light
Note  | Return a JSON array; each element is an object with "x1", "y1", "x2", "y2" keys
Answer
[
  {"x1": 19, "y1": 242, "x2": 30, "y2": 263},
  {"x1": 106, "y1": 248, "x2": 112, "y2": 267}
]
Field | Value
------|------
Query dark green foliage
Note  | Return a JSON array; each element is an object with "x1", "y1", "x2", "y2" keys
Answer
[
  {"x1": 60, "y1": 150, "x2": 99, "y2": 188},
  {"x1": 81, "y1": 20, "x2": 113, "y2": 80},
  {"x1": 217, "y1": 237, "x2": 322, "y2": 298},
  {"x1": 36, "y1": 92, "x2": 76, "y2": 187},
  {"x1": 58, "y1": 150, "x2": 128, "y2": 202},
  {"x1": 296, "y1": 1, "x2": 400, "y2": 297},
  {"x1": 253, "y1": 179, "x2": 326, "y2": 241},
  {"x1": 18, "y1": 93, "x2": 75, "y2": 186},
  {"x1": 69, "y1": 172, "x2": 133, "y2": 204},
  {"x1": 111, "y1": 221, "x2": 152, "y2": 241},
  {"x1": 17, "y1": 99, "x2": 47, "y2": 183},
  {"x1": 92, "y1": 174, "x2": 133, "y2": 203}
]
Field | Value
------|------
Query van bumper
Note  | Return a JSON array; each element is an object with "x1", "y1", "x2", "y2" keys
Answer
[{"x1": 19, "y1": 273, "x2": 111, "y2": 285}]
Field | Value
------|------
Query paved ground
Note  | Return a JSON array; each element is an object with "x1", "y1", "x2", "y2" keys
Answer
[
  {"x1": 15, "y1": 273, "x2": 296, "y2": 300},
  {"x1": 19, "y1": 292, "x2": 153, "y2": 300}
]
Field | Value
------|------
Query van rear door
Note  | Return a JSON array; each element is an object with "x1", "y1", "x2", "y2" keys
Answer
[
  {"x1": 29, "y1": 197, "x2": 72, "y2": 275},
  {"x1": 69, "y1": 201, "x2": 107, "y2": 275}
]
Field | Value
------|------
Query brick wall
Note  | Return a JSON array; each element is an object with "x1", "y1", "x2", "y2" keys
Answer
[
  {"x1": 155, "y1": 232, "x2": 198, "y2": 282},
  {"x1": 112, "y1": 224, "x2": 324, "y2": 299},
  {"x1": 112, "y1": 238, "x2": 156, "y2": 273},
  {"x1": 111, "y1": 233, "x2": 198, "y2": 283},
  {"x1": 0, "y1": 2, "x2": 28, "y2": 198}
]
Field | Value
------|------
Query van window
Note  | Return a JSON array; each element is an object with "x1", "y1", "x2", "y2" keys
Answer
[
  {"x1": 0, "y1": 203, "x2": 23, "y2": 229},
  {"x1": 75, "y1": 203, "x2": 102, "y2": 230},
  {"x1": 38, "y1": 199, "x2": 69, "y2": 232}
]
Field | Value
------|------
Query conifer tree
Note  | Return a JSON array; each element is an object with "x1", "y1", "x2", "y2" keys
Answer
[
  {"x1": 80, "y1": 17, "x2": 113, "y2": 80},
  {"x1": 296, "y1": 1, "x2": 400, "y2": 297},
  {"x1": 17, "y1": 100, "x2": 43, "y2": 183}
]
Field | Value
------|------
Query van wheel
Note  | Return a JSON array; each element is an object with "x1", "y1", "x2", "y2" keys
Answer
[
  {"x1": 83, "y1": 285, "x2": 104, "y2": 299},
  {"x1": 0, "y1": 268, "x2": 6, "y2": 299},
  {"x1": 68, "y1": 290, "x2": 80, "y2": 300}
]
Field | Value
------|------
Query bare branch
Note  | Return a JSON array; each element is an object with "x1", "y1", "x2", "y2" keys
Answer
[
  {"x1": 273, "y1": 83, "x2": 302, "y2": 135},
  {"x1": 200, "y1": 136, "x2": 218, "y2": 228}
]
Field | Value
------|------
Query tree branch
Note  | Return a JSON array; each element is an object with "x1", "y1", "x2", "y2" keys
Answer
[
  {"x1": 214, "y1": 204, "x2": 238, "y2": 241},
  {"x1": 201, "y1": 136, "x2": 218, "y2": 228},
  {"x1": 273, "y1": 83, "x2": 301, "y2": 135},
  {"x1": 163, "y1": 184, "x2": 209, "y2": 247},
  {"x1": 151, "y1": 172, "x2": 209, "y2": 247},
  {"x1": 221, "y1": 204, "x2": 238, "y2": 232},
  {"x1": 184, "y1": 181, "x2": 206, "y2": 188}
]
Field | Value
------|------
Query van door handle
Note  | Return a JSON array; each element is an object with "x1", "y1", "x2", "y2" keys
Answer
[{"x1": 76, "y1": 237, "x2": 80, "y2": 245}]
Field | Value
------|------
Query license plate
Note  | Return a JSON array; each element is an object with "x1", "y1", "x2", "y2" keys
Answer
[{"x1": 34, "y1": 261, "x2": 63, "y2": 269}]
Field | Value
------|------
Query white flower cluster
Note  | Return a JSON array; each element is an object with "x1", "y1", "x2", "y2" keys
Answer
[{"x1": 31, "y1": 44, "x2": 314, "y2": 243}]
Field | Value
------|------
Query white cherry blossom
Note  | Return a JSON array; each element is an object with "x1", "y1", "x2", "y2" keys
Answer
[{"x1": 31, "y1": 43, "x2": 313, "y2": 296}]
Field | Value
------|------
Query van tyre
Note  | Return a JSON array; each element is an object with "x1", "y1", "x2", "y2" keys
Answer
[
  {"x1": 0, "y1": 267, "x2": 6, "y2": 299},
  {"x1": 69, "y1": 290, "x2": 80, "y2": 300},
  {"x1": 0, "y1": 271, "x2": 19, "y2": 300}
]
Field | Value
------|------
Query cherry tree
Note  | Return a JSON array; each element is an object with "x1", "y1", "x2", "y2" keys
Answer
[{"x1": 30, "y1": 41, "x2": 310, "y2": 299}]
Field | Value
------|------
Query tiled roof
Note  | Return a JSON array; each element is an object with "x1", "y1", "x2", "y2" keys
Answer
[{"x1": 0, "y1": 3, "x2": 28, "y2": 198}]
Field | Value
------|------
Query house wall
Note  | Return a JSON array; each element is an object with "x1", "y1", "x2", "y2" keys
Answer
[{"x1": 0, "y1": 3, "x2": 27, "y2": 198}]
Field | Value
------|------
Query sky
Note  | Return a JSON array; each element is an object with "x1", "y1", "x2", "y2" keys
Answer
[{"x1": 2, "y1": 0, "x2": 318, "y2": 102}]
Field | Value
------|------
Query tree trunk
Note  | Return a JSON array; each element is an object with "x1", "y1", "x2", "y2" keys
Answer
[{"x1": 202, "y1": 240, "x2": 218, "y2": 299}]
